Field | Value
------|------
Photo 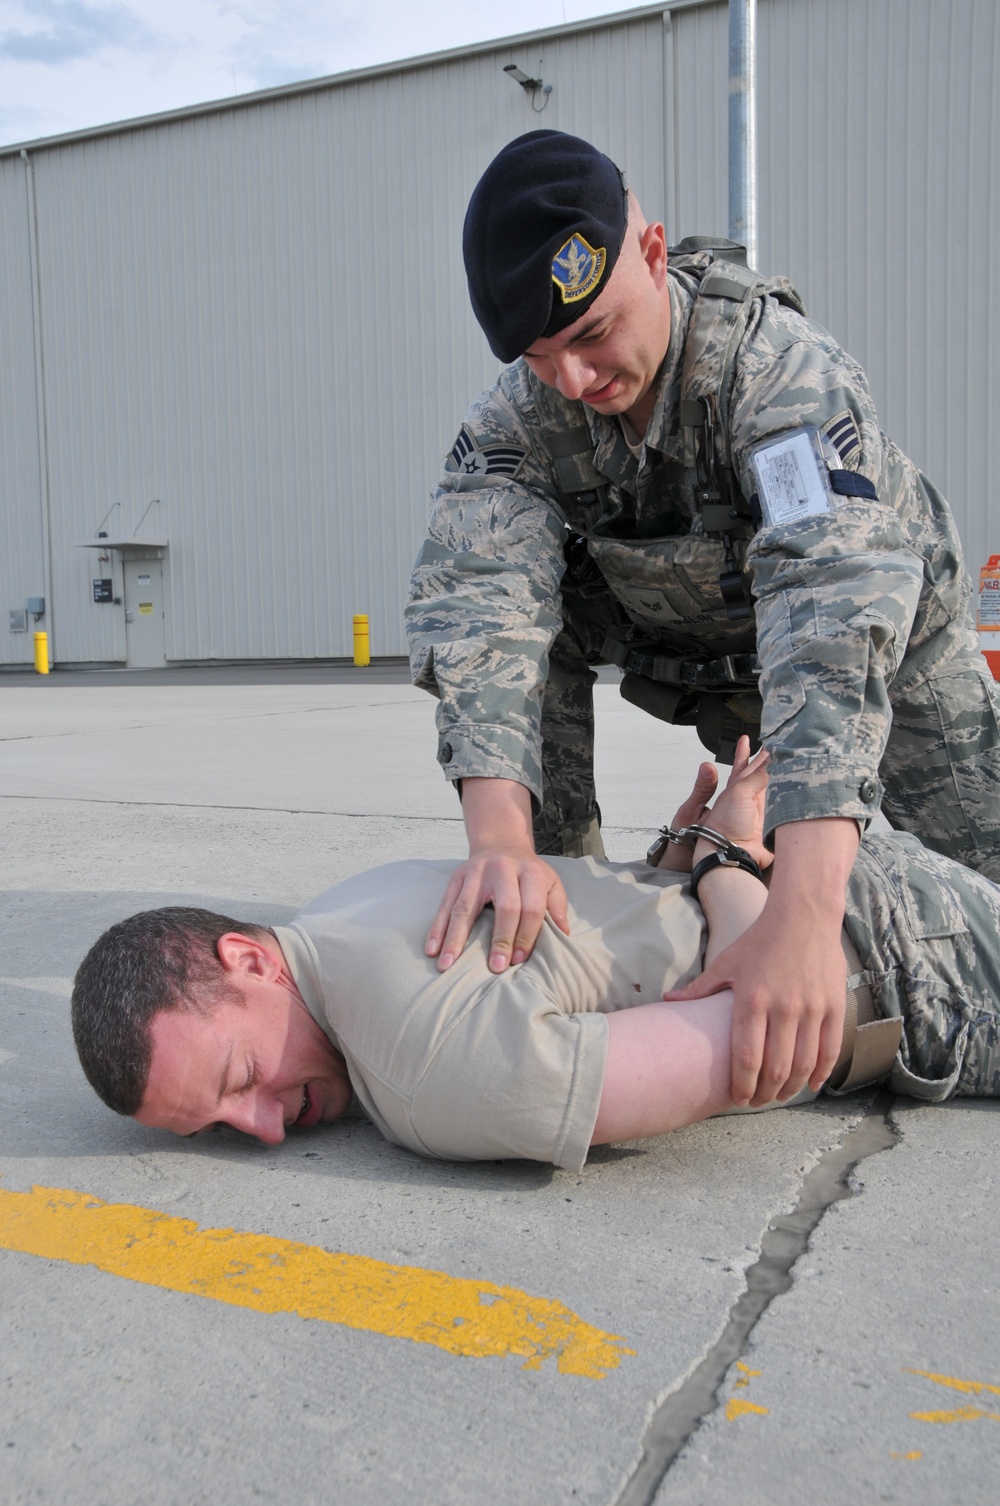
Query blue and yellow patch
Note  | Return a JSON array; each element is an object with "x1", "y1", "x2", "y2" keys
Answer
[{"x1": 551, "y1": 233, "x2": 606, "y2": 306}]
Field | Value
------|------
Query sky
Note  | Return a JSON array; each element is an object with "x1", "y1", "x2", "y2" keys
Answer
[{"x1": 0, "y1": 0, "x2": 647, "y2": 148}]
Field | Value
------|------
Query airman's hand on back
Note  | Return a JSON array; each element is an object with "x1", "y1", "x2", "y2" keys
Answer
[{"x1": 425, "y1": 778, "x2": 569, "y2": 973}]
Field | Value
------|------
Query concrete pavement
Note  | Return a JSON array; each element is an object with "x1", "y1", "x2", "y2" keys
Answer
[{"x1": 1, "y1": 667, "x2": 996, "y2": 1505}]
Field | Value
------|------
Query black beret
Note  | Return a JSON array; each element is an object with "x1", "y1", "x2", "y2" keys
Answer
[{"x1": 463, "y1": 130, "x2": 629, "y2": 363}]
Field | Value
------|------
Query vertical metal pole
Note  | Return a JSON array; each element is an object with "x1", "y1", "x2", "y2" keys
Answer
[
  {"x1": 728, "y1": 0, "x2": 758, "y2": 267},
  {"x1": 20, "y1": 149, "x2": 56, "y2": 661}
]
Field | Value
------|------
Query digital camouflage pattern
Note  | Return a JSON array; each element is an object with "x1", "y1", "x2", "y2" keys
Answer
[
  {"x1": 406, "y1": 254, "x2": 1000, "y2": 871},
  {"x1": 845, "y1": 834, "x2": 1000, "y2": 1098}
]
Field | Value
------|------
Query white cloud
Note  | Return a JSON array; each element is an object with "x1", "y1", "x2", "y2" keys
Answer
[{"x1": 0, "y1": 1, "x2": 157, "y2": 64}]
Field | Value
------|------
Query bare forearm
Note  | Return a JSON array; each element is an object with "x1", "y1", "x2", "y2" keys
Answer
[
  {"x1": 461, "y1": 777, "x2": 536, "y2": 853},
  {"x1": 767, "y1": 817, "x2": 860, "y2": 933},
  {"x1": 592, "y1": 993, "x2": 736, "y2": 1145}
]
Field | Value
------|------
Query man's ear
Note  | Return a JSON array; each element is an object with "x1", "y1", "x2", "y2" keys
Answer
[
  {"x1": 216, "y1": 932, "x2": 284, "y2": 980},
  {"x1": 639, "y1": 221, "x2": 668, "y2": 287}
]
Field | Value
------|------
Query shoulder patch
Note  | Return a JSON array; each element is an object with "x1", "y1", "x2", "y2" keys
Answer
[
  {"x1": 446, "y1": 426, "x2": 526, "y2": 480},
  {"x1": 823, "y1": 410, "x2": 862, "y2": 467}
]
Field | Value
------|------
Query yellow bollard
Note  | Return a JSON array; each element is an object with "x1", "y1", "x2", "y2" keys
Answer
[
  {"x1": 33, "y1": 631, "x2": 49, "y2": 675},
  {"x1": 352, "y1": 614, "x2": 370, "y2": 668}
]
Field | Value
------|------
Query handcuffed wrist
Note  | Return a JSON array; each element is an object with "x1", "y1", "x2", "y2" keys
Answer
[
  {"x1": 689, "y1": 846, "x2": 763, "y2": 903},
  {"x1": 648, "y1": 821, "x2": 752, "y2": 868}
]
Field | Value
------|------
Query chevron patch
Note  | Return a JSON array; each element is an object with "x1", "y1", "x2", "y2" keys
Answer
[
  {"x1": 446, "y1": 426, "x2": 525, "y2": 479},
  {"x1": 823, "y1": 410, "x2": 862, "y2": 466}
]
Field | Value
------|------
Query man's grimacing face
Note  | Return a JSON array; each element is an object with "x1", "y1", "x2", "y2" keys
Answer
[
  {"x1": 521, "y1": 215, "x2": 671, "y2": 428},
  {"x1": 135, "y1": 933, "x2": 352, "y2": 1144}
]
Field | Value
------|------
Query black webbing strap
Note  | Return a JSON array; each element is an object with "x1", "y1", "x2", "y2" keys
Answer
[{"x1": 603, "y1": 636, "x2": 760, "y2": 688}]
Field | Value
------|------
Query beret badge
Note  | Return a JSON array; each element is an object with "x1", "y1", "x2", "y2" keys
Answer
[{"x1": 551, "y1": 234, "x2": 607, "y2": 306}]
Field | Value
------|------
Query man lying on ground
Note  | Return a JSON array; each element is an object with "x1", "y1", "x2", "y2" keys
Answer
[{"x1": 72, "y1": 743, "x2": 1000, "y2": 1171}]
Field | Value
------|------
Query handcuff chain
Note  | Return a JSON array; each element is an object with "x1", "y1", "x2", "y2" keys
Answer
[{"x1": 655, "y1": 822, "x2": 740, "y2": 855}]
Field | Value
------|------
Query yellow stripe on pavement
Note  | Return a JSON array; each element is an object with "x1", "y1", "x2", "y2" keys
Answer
[
  {"x1": 909, "y1": 1407, "x2": 1000, "y2": 1425},
  {"x1": 904, "y1": 1368, "x2": 1000, "y2": 1398},
  {"x1": 0, "y1": 1183, "x2": 632, "y2": 1378},
  {"x1": 725, "y1": 1398, "x2": 769, "y2": 1420}
]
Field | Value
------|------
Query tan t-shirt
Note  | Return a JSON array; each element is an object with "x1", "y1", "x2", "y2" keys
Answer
[{"x1": 274, "y1": 856, "x2": 706, "y2": 1173}]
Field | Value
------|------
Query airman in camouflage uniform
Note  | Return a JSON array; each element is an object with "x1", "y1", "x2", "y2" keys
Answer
[
  {"x1": 409, "y1": 223, "x2": 1000, "y2": 876},
  {"x1": 404, "y1": 129, "x2": 1000, "y2": 1109}
]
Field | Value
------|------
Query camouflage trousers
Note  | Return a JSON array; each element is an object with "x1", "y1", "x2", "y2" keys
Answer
[
  {"x1": 880, "y1": 628, "x2": 1000, "y2": 882},
  {"x1": 844, "y1": 833, "x2": 1000, "y2": 1099},
  {"x1": 536, "y1": 588, "x2": 1000, "y2": 880}
]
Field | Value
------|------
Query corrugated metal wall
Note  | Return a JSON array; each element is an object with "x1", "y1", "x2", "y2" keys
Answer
[
  {"x1": 0, "y1": 7, "x2": 674, "y2": 665},
  {"x1": 1, "y1": 0, "x2": 997, "y2": 665},
  {"x1": 668, "y1": 0, "x2": 999, "y2": 573},
  {"x1": 759, "y1": 0, "x2": 1000, "y2": 577}
]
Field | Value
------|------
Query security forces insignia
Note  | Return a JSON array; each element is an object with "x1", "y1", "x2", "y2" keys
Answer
[
  {"x1": 551, "y1": 234, "x2": 607, "y2": 305},
  {"x1": 823, "y1": 410, "x2": 863, "y2": 467},
  {"x1": 446, "y1": 426, "x2": 525, "y2": 479}
]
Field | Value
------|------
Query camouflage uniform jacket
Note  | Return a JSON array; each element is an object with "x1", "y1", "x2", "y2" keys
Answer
[{"x1": 406, "y1": 256, "x2": 972, "y2": 840}]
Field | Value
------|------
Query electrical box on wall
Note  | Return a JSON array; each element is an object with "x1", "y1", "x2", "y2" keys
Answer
[{"x1": 9, "y1": 610, "x2": 27, "y2": 633}]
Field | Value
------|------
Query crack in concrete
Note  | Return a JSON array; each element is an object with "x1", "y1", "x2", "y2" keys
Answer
[{"x1": 611, "y1": 1090, "x2": 898, "y2": 1506}]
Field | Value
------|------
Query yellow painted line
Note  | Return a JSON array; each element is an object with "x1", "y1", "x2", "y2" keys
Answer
[
  {"x1": 725, "y1": 1398, "x2": 769, "y2": 1420},
  {"x1": 889, "y1": 1451, "x2": 922, "y2": 1461},
  {"x1": 909, "y1": 1407, "x2": 1000, "y2": 1425},
  {"x1": 904, "y1": 1368, "x2": 1000, "y2": 1399},
  {"x1": 0, "y1": 1183, "x2": 632, "y2": 1378}
]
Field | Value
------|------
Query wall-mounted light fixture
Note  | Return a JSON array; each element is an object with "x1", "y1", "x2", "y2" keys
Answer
[
  {"x1": 504, "y1": 63, "x2": 544, "y2": 90},
  {"x1": 503, "y1": 63, "x2": 552, "y2": 110}
]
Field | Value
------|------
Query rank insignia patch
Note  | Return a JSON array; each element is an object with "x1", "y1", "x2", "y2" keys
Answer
[
  {"x1": 447, "y1": 427, "x2": 525, "y2": 479},
  {"x1": 823, "y1": 410, "x2": 863, "y2": 467},
  {"x1": 551, "y1": 234, "x2": 607, "y2": 305}
]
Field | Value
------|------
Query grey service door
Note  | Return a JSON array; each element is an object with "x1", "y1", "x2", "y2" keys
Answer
[{"x1": 123, "y1": 559, "x2": 166, "y2": 668}]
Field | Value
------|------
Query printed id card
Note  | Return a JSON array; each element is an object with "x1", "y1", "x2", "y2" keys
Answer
[{"x1": 749, "y1": 427, "x2": 834, "y2": 528}]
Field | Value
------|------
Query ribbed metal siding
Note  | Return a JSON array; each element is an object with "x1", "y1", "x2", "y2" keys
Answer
[
  {"x1": 0, "y1": 157, "x2": 47, "y2": 665},
  {"x1": 7, "y1": 11, "x2": 671, "y2": 665},
  {"x1": 669, "y1": 0, "x2": 729, "y2": 235},
  {"x1": 758, "y1": 0, "x2": 1000, "y2": 576},
  {"x1": 1, "y1": 1, "x2": 997, "y2": 664},
  {"x1": 665, "y1": 0, "x2": 998, "y2": 574}
]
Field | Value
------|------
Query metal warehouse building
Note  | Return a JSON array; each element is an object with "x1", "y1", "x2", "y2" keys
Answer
[{"x1": 1, "y1": 0, "x2": 997, "y2": 669}]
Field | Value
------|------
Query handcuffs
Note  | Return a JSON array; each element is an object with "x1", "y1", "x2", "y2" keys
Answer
[{"x1": 646, "y1": 822, "x2": 763, "y2": 903}]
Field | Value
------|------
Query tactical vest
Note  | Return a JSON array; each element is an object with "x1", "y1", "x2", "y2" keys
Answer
[{"x1": 539, "y1": 239, "x2": 807, "y2": 759}]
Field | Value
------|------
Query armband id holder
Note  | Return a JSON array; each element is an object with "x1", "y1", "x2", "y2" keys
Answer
[{"x1": 748, "y1": 425, "x2": 836, "y2": 528}]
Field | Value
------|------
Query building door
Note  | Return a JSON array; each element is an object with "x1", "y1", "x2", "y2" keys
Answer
[{"x1": 122, "y1": 558, "x2": 166, "y2": 668}]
